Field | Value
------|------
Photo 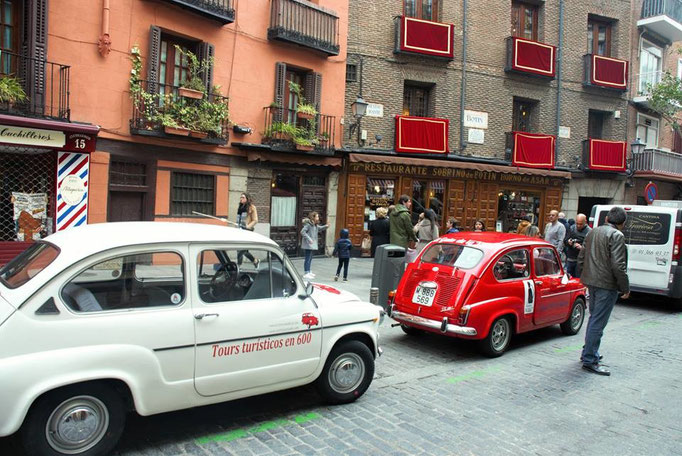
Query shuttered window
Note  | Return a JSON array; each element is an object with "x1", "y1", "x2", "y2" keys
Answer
[{"x1": 170, "y1": 172, "x2": 215, "y2": 216}]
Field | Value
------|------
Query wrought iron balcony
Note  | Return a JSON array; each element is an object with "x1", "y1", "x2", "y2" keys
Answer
[
  {"x1": 262, "y1": 105, "x2": 335, "y2": 154},
  {"x1": 164, "y1": 0, "x2": 235, "y2": 24},
  {"x1": 632, "y1": 148, "x2": 682, "y2": 178},
  {"x1": 268, "y1": 0, "x2": 339, "y2": 56},
  {"x1": 130, "y1": 79, "x2": 229, "y2": 145},
  {"x1": 639, "y1": 0, "x2": 682, "y2": 42},
  {"x1": 0, "y1": 51, "x2": 70, "y2": 121}
]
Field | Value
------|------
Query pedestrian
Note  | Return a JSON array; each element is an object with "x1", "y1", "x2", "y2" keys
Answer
[
  {"x1": 544, "y1": 210, "x2": 566, "y2": 254},
  {"x1": 445, "y1": 216, "x2": 459, "y2": 234},
  {"x1": 578, "y1": 206, "x2": 630, "y2": 376},
  {"x1": 300, "y1": 211, "x2": 329, "y2": 279},
  {"x1": 333, "y1": 228, "x2": 352, "y2": 282},
  {"x1": 236, "y1": 193, "x2": 259, "y2": 267},
  {"x1": 413, "y1": 209, "x2": 439, "y2": 252},
  {"x1": 516, "y1": 214, "x2": 532, "y2": 235},
  {"x1": 558, "y1": 212, "x2": 569, "y2": 232},
  {"x1": 389, "y1": 195, "x2": 418, "y2": 250},
  {"x1": 527, "y1": 225, "x2": 542, "y2": 238},
  {"x1": 473, "y1": 219, "x2": 486, "y2": 232},
  {"x1": 369, "y1": 206, "x2": 390, "y2": 257},
  {"x1": 564, "y1": 213, "x2": 591, "y2": 278}
]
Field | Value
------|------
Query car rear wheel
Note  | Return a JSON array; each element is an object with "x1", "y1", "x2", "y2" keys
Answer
[
  {"x1": 21, "y1": 383, "x2": 125, "y2": 456},
  {"x1": 478, "y1": 317, "x2": 512, "y2": 357},
  {"x1": 400, "y1": 324, "x2": 423, "y2": 336},
  {"x1": 316, "y1": 340, "x2": 374, "y2": 405},
  {"x1": 560, "y1": 297, "x2": 586, "y2": 335}
]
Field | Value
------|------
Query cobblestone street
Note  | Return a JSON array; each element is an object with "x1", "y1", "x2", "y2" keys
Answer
[{"x1": 3, "y1": 256, "x2": 681, "y2": 455}]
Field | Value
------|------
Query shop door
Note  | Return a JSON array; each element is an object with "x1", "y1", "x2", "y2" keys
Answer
[
  {"x1": 271, "y1": 173, "x2": 300, "y2": 256},
  {"x1": 301, "y1": 176, "x2": 327, "y2": 255},
  {"x1": 345, "y1": 174, "x2": 366, "y2": 245},
  {"x1": 109, "y1": 192, "x2": 144, "y2": 222},
  {"x1": 410, "y1": 180, "x2": 446, "y2": 227},
  {"x1": 107, "y1": 160, "x2": 152, "y2": 222}
]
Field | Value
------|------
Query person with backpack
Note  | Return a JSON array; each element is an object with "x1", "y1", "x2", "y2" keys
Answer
[{"x1": 333, "y1": 228, "x2": 353, "y2": 282}]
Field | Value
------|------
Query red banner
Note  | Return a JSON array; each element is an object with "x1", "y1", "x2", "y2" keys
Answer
[
  {"x1": 511, "y1": 132, "x2": 555, "y2": 169},
  {"x1": 400, "y1": 16, "x2": 454, "y2": 59},
  {"x1": 588, "y1": 139, "x2": 626, "y2": 172},
  {"x1": 512, "y1": 37, "x2": 555, "y2": 77},
  {"x1": 591, "y1": 55, "x2": 628, "y2": 90},
  {"x1": 395, "y1": 116, "x2": 449, "y2": 154}
]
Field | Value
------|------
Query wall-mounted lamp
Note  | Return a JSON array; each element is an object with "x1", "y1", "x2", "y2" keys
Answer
[
  {"x1": 348, "y1": 95, "x2": 368, "y2": 144},
  {"x1": 625, "y1": 137, "x2": 646, "y2": 187}
]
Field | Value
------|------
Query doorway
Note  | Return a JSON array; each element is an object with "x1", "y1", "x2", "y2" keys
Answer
[
  {"x1": 578, "y1": 197, "x2": 611, "y2": 218},
  {"x1": 411, "y1": 179, "x2": 445, "y2": 226},
  {"x1": 107, "y1": 160, "x2": 153, "y2": 222}
]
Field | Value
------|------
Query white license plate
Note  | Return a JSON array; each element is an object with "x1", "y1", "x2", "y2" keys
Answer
[{"x1": 412, "y1": 285, "x2": 437, "y2": 306}]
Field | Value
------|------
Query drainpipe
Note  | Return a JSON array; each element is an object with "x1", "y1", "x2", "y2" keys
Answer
[
  {"x1": 98, "y1": 0, "x2": 111, "y2": 57},
  {"x1": 555, "y1": 0, "x2": 564, "y2": 164},
  {"x1": 459, "y1": 0, "x2": 468, "y2": 152}
]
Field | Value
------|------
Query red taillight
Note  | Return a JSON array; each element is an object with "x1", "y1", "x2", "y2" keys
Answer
[
  {"x1": 387, "y1": 290, "x2": 396, "y2": 308},
  {"x1": 674, "y1": 228, "x2": 682, "y2": 261}
]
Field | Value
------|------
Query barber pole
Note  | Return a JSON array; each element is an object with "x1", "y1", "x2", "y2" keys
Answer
[{"x1": 56, "y1": 151, "x2": 89, "y2": 231}]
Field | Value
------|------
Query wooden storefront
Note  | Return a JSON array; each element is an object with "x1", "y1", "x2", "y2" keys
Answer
[{"x1": 339, "y1": 154, "x2": 571, "y2": 246}]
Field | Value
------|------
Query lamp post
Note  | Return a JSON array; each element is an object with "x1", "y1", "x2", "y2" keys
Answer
[{"x1": 626, "y1": 137, "x2": 646, "y2": 185}]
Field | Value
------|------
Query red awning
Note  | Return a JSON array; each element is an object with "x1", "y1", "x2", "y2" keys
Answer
[{"x1": 511, "y1": 132, "x2": 556, "y2": 169}]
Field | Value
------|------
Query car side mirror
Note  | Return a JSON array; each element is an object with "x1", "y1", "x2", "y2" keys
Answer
[
  {"x1": 561, "y1": 273, "x2": 569, "y2": 285},
  {"x1": 305, "y1": 282, "x2": 314, "y2": 296}
]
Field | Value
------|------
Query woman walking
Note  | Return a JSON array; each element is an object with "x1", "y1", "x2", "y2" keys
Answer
[
  {"x1": 369, "y1": 207, "x2": 390, "y2": 257},
  {"x1": 301, "y1": 211, "x2": 329, "y2": 279},
  {"x1": 236, "y1": 193, "x2": 259, "y2": 267},
  {"x1": 413, "y1": 209, "x2": 439, "y2": 253}
]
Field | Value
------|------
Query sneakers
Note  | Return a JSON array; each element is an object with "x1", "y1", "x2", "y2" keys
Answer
[
  {"x1": 303, "y1": 273, "x2": 314, "y2": 280},
  {"x1": 343, "y1": 278, "x2": 348, "y2": 282},
  {"x1": 334, "y1": 275, "x2": 339, "y2": 281}
]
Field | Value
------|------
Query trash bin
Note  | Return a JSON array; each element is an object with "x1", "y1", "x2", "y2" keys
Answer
[{"x1": 371, "y1": 244, "x2": 406, "y2": 309}]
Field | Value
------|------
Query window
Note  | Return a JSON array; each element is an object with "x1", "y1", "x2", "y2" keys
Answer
[
  {"x1": 159, "y1": 35, "x2": 195, "y2": 92},
  {"x1": 638, "y1": 40, "x2": 662, "y2": 95},
  {"x1": 533, "y1": 248, "x2": 561, "y2": 276},
  {"x1": 62, "y1": 251, "x2": 185, "y2": 312},
  {"x1": 493, "y1": 249, "x2": 530, "y2": 281},
  {"x1": 597, "y1": 211, "x2": 671, "y2": 245},
  {"x1": 197, "y1": 249, "x2": 296, "y2": 303},
  {"x1": 636, "y1": 113, "x2": 659, "y2": 149},
  {"x1": 0, "y1": 242, "x2": 59, "y2": 289},
  {"x1": 513, "y1": 98, "x2": 535, "y2": 132},
  {"x1": 587, "y1": 18, "x2": 611, "y2": 57},
  {"x1": 511, "y1": 1, "x2": 538, "y2": 41},
  {"x1": 284, "y1": 68, "x2": 308, "y2": 124},
  {"x1": 403, "y1": 83, "x2": 431, "y2": 117},
  {"x1": 588, "y1": 110, "x2": 607, "y2": 139},
  {"x1": 171, "y1": 172, "x2": 215, "y2": 216},
  {"x1": 0, "y1": 0, "x2": 20, "y2": 74},
  {"x1": 404, "y1": 0, "x2": 438, "y2": 21},
  {"x1": 110, "y1": 161, "x2": 147, "y2": 187},
  {"x1": 346, "y1": 64, "x2": 357, "y2": 83},
  {"x1": 420, "y1": 244, "x2": 484, "y2": 269}
]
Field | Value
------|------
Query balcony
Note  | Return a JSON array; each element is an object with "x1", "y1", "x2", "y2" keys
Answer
[
  {"x1": 582, "y1": 139, "x2": 627, "y2": 172},
  {"x1": 0, "y1": 51, "x2": 70, "y2": 121},
  {"x1": 164, "y1": 0, "x2": 235, "y2": 24},
  {"x1": 639, "y1": 0, "x2": 682, "y2": 42},
  {"x1": 130, "y1": 80, "x2": 229, "y2": 145},
  {"x1": 505, "y1": 36, "x2": 556, "y2": 78},
  {"x1": 261, "y1": 105, "x2": 335, "y2": 155},
  {"x1": 632, "y1": 148, "x2": 682, "y2": 179},
  {"x1": 394, "y1": 16, "x2": 455, "y2": 60},
  {"x1": 268, "y1": 0, "x2": 339, "y2": 56},
  {"x1": 633, "y1": 71, "x2": 663, "y2": 106},
  {"x1": 505, "y1": 131, "x2": 555, "y2": 169},
  {"x1": 583, "y1": 54, "x2": 628, "y2": 91},
  {"x1": 395, "y1": 115, "x2": 449, "y2": 154}
]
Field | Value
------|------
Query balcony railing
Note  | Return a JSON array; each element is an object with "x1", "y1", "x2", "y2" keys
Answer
[
  {"x1": 505, "y1": 36, "x2": 556, "y2": 78},
  {"x1": 632, "y1": 148, "x2": 682, "y2": 177},
  {"x1": 0, "y1": 51, "x2": 70, "y2": 121},
  {"x1": 636, "y1": 70, "x2": 662, "y2": 96},
  {"x1": 394, "y1": 16, "x2": 455, "y2": 60},
  {"x1": 583, "y1": 54, "x2": 628, "y2": 91},
  {"x1": 262, "y1": 105, "x2": 335, "y2": 154},
  {"x1": 639, "y1": 0, "x2": 682, "y2": 42},
  {"x1": 130, "y1": 79, "x2": 229, "y2": 145},
  {"x1": 268, "y1": 0, "x2": 339, "y2": 56},
  {"x1": 164, "y1": 0, "x2": 235, "y2": 24}
]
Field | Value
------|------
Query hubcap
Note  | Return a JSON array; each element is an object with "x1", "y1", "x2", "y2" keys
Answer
[
  {"x1": 46, "y1": 396, "x2": 109, "y2": 454},
  {"x1": 491, "y1": 319, "x2": 510, "y2": 351},
  {"x1": 571, "y1": 303, "x2": 584, "y2": 330},
  {"x1": 328, "y1": 353, "x2": 365, "y2": 394}
]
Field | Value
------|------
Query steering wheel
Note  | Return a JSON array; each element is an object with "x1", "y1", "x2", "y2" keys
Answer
[
  {"x1": 493, "y1": 255, "x2": 513, "y2": 280},
  {"x1": 209, "y1": 262, "x2": 239, "y2": 300}
]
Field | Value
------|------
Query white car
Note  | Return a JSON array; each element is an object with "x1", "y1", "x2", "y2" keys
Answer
[{"x1": 0, "y1": 222, "x2": 383, "y2": 456}]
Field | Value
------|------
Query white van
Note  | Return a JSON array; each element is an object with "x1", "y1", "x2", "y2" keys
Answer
[{"x1": 589, "y1": 204, "x2": 682, "y2": 309}]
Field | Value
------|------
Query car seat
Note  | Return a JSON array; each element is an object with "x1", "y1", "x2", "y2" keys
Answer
[{"x1": 63, "y1": 283, "x2": 103, "y2": 312}]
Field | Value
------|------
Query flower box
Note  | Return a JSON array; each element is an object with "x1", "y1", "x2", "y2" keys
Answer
[
  {"x1": 295, "y1": 144, "x2": 314, "y2": 152},
  {"x1": 297, "y1": 112, "x2": 314, "y2": 120},
  {"x1": 190, "y1": 130, "x2": 209, "y2": 139},
  {"x1": 178, "y1": 87, "x2": 204, "y2": 99},
  {"x1": 164, "y1": 126, "x2": 191, "y2": 136}
]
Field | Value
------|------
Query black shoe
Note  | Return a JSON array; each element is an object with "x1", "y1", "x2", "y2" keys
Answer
[
  {"x1": 582, "y1": 363, "x2": 610, "y2": 376},
  {"x1": 580, "y1": 355, "x2": 603, "y2": 362}
]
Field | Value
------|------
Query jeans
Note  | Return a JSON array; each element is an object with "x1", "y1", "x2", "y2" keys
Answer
[
  {"x1": 336, "y1": 258, "x2": 350, "y2": 279},
  {"x1": 303, "y1": 249, "x2": 314, "y2": 273},
  {"x1": 581, "y1": 286, "x2": 618, "y2": 365},
  {"x1": 565, "y1": 260, "x2": 579, "y2": 278}
]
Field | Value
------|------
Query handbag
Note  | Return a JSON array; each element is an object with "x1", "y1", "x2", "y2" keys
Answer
[{"x1": 361, "y1": 236, "x2": 371, "y2": 251}]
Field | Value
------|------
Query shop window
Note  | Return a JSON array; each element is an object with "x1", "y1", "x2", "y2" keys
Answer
[
  {"x1": 588, "y1": 110, "x2": 607, "y2": 139},
  {"x1": 346, "y1": 63, "x2": 357, "y2": 83},
  {"x1": 587, "y1": 17, "x2": 612, "y2": 57},
  {"x1": 512, "y1": 98, "x2": 536, "y2": 132},
  {"x1": 533, "y1": 247, "x2": 561, "y2": 276},
  {"x1": 411, "y1": 180, "x2": 445, "y2": 225},
  {"x1": 271, "y1": 173, "x2": 298, "y2": 227},
  {"x1": 404, "y1": 0, "x2": 438, "y2": 21},
  {"x1": 493, "y1": 249, "x2": 530, "y2": 281},
  {"x1": 638, "y1": 40, "x2": 662, "y2": 95},
  {"x1": 110, "y1": 161, "x2": 147, "y2": 187},
  {"x1": 636, "y1": 113, "x2": 659, "y2": 149},
  {"x1": 365, "y1": 178, "x2": 395, "y2": 231},
  {"x1": 497, "y1": 189, "x2": 540, "y2": 233},
  {"x1": 0, "y1": 0, "x2": 20, "y2": 74},
  {"x1": 170, "y1": 172, "x2": 215, "y2": 216},
  {"x1": 403, "y1": 82, "x2": 432, "y2": 117},
  {"x1": 511, "y1": 1, "x2": 538, "y2": 41}
]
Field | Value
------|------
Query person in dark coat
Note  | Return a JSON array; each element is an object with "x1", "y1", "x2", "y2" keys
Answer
[
  {"x1": 333, "y1": 228, "x2": 353, "y2": 281},
  {"x1": 369, "y1": 206, "x2": 390, "y2": 257}
]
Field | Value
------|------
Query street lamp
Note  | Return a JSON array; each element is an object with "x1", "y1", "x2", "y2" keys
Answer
[
  {"x1": 631, "y1": 137, "x2": 646, "y2": 156},
  {"x1": 625, "y1": 137, "x2": 646, "y2": 185},
  {"x1": 348, "y1": 95, "x2": 368, "y2": 144}
]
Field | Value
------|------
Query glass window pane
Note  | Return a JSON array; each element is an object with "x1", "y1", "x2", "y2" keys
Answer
[
  {"x1": 534, "y1": 248, "x2": 561, "y2": 276},
  {"x1": 404, "y1": 0, "x2": 416, "y2": 17},
  {"x1": 271, "y1": 253, "x2": 297, "y2": 298},
  {"x1": 587, "y1": 23, "x2": 593, "y2": 54},
  {"x1": 422, "y1": 0, "x2": 432, "y2": 20},
  {"x1": 4, "y1": 26, "x2": 10, "y2": 49},
  {"x1": 160, "y1": 41, "x2": 167, "y2": 64},
  {"x1": 524, "y1": 9, "x2": 533, "y2": 39},
  {"x1": 271, "y1": 196, "x2": 296, "y2": 227},
  {"x1": 4, "y1": 2, "x2": 12, "y2": 25},
  {"x1": 198, "y1": 249, "x2": 275, "y2": 303}
]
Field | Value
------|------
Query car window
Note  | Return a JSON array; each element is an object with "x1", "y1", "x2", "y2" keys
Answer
[
  {"x1": 0, "y1": 242, "x2": 60, "y2": 289},
  {"x1": 420, "y1": 244, "x2": 484, "y2": 269},
  {"x1": 493, "y1": 249, "x2": 530, "y2": 281},
  {"x1": 198, "y1": 248, "x2": 293, "y2": 303},
  {"x1": 533, "y1": 247, "x2": 561, "y2": 276},
  {"x1": 62, "y1": 251, "x2": 185, "y2": 312}
]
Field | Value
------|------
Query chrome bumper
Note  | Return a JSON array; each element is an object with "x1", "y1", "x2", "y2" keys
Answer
[{"x1": 391, "y1": 309, "x2": 477, "y2": 336}]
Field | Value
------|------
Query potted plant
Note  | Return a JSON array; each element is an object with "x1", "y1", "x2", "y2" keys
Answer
[
  {"x1": 318, "y1": 131, "x2": 331, "y2": 146},
  {"x1": 264, "y1": 121, "x2": 299, "y2": 141},
  {"x1": 175, "y1": 45, "x2": 211, "y2": 99},
  {"x1": 293, "y1": 135, "x2": 315, "y2": 152},
  {"x1": 288, "y1": 81, "x2": 318, "y2": 120},
  {"x1": 159, "y1": 113, "x2": 190, "y2": 136},
  {"x1": 0, "y1": 76, "x2": 27, "y2": 109}
]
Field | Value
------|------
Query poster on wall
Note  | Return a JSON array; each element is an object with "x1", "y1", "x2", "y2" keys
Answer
[
  {"x1": 11, "y1": 192, "x2": 47, "y2": 241},
  {"x1": 56, "y1": 151, "x2": 89, "y2": 231}
]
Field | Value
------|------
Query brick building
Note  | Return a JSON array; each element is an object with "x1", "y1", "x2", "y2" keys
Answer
[{"x1": 339, "y1": 0, "x2": 634, "y2": 244}]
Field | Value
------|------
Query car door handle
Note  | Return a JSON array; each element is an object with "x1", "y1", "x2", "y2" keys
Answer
[
  {"x1": 194, "y1": 313, "x2": 220, "y2": 320},
  {"x1": 534, "y1": 281, "x2": 543, "y2": 286}
]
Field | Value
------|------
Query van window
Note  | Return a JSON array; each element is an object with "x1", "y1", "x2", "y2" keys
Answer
[{"x1": 597, "y1": 211, "x2": 671, "y2": 245}]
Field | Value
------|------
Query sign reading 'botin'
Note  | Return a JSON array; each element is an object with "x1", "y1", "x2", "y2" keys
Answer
[{"x1": 0, "y1": 125, "x2": 66, "y2": 148}]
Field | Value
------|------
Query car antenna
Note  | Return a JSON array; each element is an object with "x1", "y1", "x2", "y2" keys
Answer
[{"x1": 191, "y1": 211, "x2": 239, "y2": 227}]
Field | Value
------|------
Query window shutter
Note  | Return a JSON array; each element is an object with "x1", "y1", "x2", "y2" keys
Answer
[
  {"x1": 305, "y1": 72, "x2": 322, "y2": 111},
  {"x1": 199, "y1": 42, "x2": 215, "y2": 93},
  {"x1": 274, "y1": 62, "x2": 287, "y2": 123},
  {"x1": 147, "y1": 26, "x2": 161, "y2": 96},
  {"x1": 20, "y1": 0, "x2": 48, "y2": 111}
]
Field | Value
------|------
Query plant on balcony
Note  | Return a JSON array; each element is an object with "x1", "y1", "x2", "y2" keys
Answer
[
  {"x1": 318, "y1": 131, "x2": 330, "y2": 145},
  {"x1": 175, "y1": 45, "x2": 212, "y2": 99},
  {"x1": 288, "y1": 81, "x2": 318, "y2": 120},
  {"x1": 293, "y1": 135, "x2": 315, "y2": 151},
  {"x1": 0, "y1": 76, "x2": 27, "y2": 107},
  {"x1": 263, "y1": 121, "x2": 300, "y2": 141}
]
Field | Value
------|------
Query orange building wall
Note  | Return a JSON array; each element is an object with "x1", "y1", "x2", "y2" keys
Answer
[{"x1": 88, "y1": 151, "x2": 110, "y2": 224}]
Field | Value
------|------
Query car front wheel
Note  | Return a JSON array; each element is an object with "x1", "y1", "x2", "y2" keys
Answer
[
  {"x1": 478, "y1": 316, "x2": 512, "y2": 357},
  {"x1": 316, "y1": 340, "x2": 374, "y2": 405},
  {"x1": 21, "y1": 383, "x2": 126, "y2": 456},
  {"x1": 560, "y1": 297, "x2": 586, "y2": 335}
]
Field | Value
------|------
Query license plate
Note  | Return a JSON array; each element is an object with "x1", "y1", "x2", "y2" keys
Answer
[{"x1": 412, "y1": 285, "x2": 436, "y2": 306}]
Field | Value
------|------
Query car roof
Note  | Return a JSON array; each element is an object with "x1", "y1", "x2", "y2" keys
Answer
[{"x1": 437, "y1": 231, "x2": 552, "y2": 251}]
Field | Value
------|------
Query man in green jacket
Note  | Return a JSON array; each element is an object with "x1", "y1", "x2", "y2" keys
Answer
[{"x1": 390, "y1": 195, "x2": 418, "y2": 249}]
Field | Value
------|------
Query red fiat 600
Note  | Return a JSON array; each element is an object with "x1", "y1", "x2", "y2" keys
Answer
[{"x1": 389, "y1": 232, "x2": 587, "y2": 357}]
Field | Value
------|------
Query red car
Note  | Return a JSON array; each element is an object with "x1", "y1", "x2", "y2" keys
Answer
[
  {"x1": 389, "y1": 232, "x2": 587, "y2": 357},
  {"x1": 302, "y1": 312, "x2": 320, "y2": 327}
]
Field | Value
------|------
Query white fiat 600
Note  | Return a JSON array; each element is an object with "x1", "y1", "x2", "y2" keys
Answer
[{"x1": 0, "y1": 222, "x2": 383, "y2": 456}]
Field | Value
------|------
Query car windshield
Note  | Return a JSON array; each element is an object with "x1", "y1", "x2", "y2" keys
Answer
[
  {"x1": 420, "y1": 244, "x2": 484, "y2": 269},
  {"x1": 0, "y1": 242, "x2": 60, "y2": 289}
]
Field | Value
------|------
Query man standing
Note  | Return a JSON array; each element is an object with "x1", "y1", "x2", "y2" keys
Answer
[
  {"x1": 544, "y1": 210, "x2": 566, "y2": 254},
  {"x1": 389, "y1": 195, "x2": 418, "y2": 249},
  {"x1": 578, "y1": 206, "x2": 630, "y2": 376},
  {"x1": 564, "y1": 213, "x2": 591, "y2": 278}
]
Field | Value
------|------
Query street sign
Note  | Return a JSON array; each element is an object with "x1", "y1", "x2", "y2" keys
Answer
[{"x1": 644, "y1": 182, "x2": 658, "y2": 204}]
